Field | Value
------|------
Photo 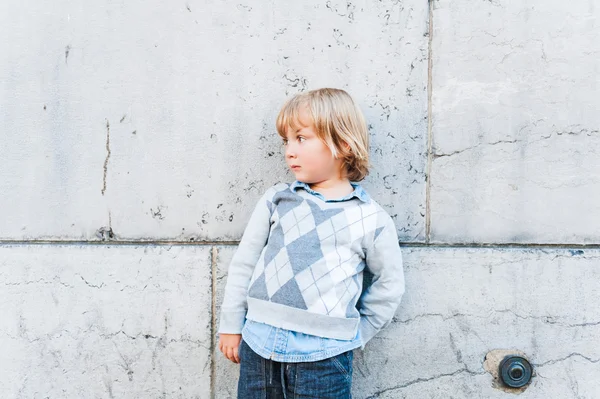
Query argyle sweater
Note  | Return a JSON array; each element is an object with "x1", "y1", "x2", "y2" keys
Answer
[{"x1": 218, "y1": 183, "x2": 405, "y2": 345}]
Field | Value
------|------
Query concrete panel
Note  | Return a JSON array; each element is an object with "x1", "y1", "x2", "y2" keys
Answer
[
  {"x1": 214, "y1": 245, "x2": 600, "y2": 397},
  {"x1": 0, "y1": 244, "x2": 212, "y2": 398},
  {"x1": 1, "y1": 0, "x2": 428, "y2": 242},
  {"x1": 430, "y1": 0, "x2": 600, "y2": 244},
  {"x1": 355, "y1": 247, "x2": 600, "y2": 398}
]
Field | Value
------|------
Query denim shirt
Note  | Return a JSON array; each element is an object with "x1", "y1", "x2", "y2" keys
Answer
[{"x1": 241, "y1": 180, "x2": 369, "y2": 362}]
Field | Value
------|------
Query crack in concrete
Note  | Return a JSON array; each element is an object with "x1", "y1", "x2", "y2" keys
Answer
[
  {"x1": 554, "y1": 128, "x2": 599, "y2": 138},
  {"x1": 78, "y1": 274, "x2": 105, "y2": 289},
  {"x1": 496, "y1": 309, "x2": 600, "y2": 328},
  {"x1": 4, "y1": 279, "x2": 46, "y2": 286},
  {"x1": 365, "y1": 368, "x2": 486, "y2": 398},
  {"x1": 534, "y1": 353, "x2": 600, "y2": 367},
  {"x1": 394, "y1": 310, "x2": 600, "y2": 329},
  {"x1": 3, "y1": 330, "x2": 42, "y2": 343},
  {"x1": 433, "y1": 139, "x2": 518, "y2": 159},
  {"x1": 95, "y1": 329, "x2": 208, "y2": 349},
  {"x1": 3, "y1": 323, "x2": 211, "y2": 353},
  {"x1": 447, "y1": 332, "x2": 478, "y2": 375},
  {"x1": 113, "y1": 342, "x2": 138, "y2": 382},
  {"x1": 101, "y1": 119, "x2": 111, "y2": 196},
  {"x1": 527, "y1": 127, "x2": 600, "y2": 146},
  {"x1": 3, "y1": 277, "x2": 74, "y2": 288},
  {"x1": 565, "y1": 321, "x2": 600, "y2": 327},
  {"x1": 393, "y1": 312, "x2": 473, "y2": 324}
]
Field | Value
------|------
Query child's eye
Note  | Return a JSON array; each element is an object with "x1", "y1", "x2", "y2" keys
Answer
[
  {"x1": 282, "y1": 139, "x2": 288, "y2": 145},
  {"x1": 298, "y1": 136, "x2": 306, "y2": 143}
]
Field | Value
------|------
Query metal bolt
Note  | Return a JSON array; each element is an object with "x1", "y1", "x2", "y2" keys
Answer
[{"x1": 499, "y1": 355, "x2": 533, "y2": 388}]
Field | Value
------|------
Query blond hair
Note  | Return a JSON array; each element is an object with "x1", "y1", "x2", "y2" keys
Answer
[{"x1": 276, "y1": 88, "x2": 370, "y2": 181}]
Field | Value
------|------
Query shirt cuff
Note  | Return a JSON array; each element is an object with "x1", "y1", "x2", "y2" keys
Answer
[{"x1": 218, "y1": 311, "x2": 247, "y2": 335}]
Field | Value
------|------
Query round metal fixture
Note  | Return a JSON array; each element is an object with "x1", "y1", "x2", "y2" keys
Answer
[{"x1": 499, "y1": 355, "x2": 532, "y2": 388}]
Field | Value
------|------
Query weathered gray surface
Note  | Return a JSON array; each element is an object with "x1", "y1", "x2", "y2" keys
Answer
[
  {"x1": 0, "y1": 245, "x2": 212, "y2": 398},
  {"x1": 213, "y1": 246, "x2": 600, "y2": 398},
  {"x1": 354, "y1": 247, "x2": 600, "y2": 398},
  {"x1": 0, "y1": 0, "x2": 428, "y2": 242},
  {"x1": 2, "y1": 0, "x2": 599, "y2": 397},
  {"x1": 429, "y1": 0, "x2": 600, "y2": 244}
]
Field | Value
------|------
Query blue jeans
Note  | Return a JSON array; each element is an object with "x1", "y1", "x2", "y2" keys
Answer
[{"x1": 237, "y1": 340, "x2": 353, "y2": 398}]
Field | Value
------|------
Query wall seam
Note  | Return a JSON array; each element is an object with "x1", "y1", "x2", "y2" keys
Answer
[
  {"x1": 0, "y1": 240, "x2": 240, "y2": 246},
  {"x1": 210, "y1": 246, "x2": 217, "y2": 399},
  {"x1": 1, "y1": 240, "x2": 599, "y2": 249},
  {"x1": 425, "y1": 0, "x2": 434, "y2": 244}
]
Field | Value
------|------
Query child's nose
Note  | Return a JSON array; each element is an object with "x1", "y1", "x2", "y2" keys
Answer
[{"x1": 285, "y1": 145, "x2": 296, "y2": 158}]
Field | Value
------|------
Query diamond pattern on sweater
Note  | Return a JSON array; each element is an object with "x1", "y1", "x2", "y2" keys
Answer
[
  {"x1": 271, "y1": 278, "x2": 307, "y2": 309},
  {"x1": 280, "y1": 201, "x2": 316, "y2": 245},
  {"x1": 286, "y1": 228, "x2": 323, "y2": 274},
  {"x1": 271, "y1": 189, "x2": 298, "y2": 219},
  {"x1": 247, "y1": 189, "x2": 386, "y2": 317},
  {"x1": 265, "y1": 249, "x2": 294, "y2": 298},
  {"x1": 263, "y1": 223, "x2": 284, "y2": 266},
  {"x1": 248, "y1": 272, "x2": 269, "y2": 301},
  {"x1": 306, "y1": 200, "x2": 344, "y2": 226}
]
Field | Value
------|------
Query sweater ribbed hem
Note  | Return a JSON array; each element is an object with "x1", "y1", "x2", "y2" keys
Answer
[
  {"x1": 246, "y1": 297, "x2": 359, "y2": 341},
  {"x1": 242, "y1": 333, "x2": 361, "y2": 363}
]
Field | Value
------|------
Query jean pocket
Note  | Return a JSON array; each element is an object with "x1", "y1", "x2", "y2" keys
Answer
[{"x1": 331, "y1": 352, "x2": 352, "y2": 379}]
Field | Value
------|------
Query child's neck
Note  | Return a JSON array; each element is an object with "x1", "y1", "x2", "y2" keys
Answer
[{"x1": 308, "y1": 178, "x2": 354, "y2": 200}]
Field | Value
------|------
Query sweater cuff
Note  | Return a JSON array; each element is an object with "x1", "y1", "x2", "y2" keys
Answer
[
  {"x1": 217, "y1": 311, "x2": 247, "y2": 335},
  {"x1": 358, "y1": 317, "x2": 379, "y2": 349}
]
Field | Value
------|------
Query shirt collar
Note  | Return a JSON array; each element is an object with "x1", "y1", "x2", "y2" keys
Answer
[{"x1": 290, "y1": 181, "x2": 371, "y2": 203}]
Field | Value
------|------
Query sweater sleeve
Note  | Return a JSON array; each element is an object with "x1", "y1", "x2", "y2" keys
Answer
[
  {"x1": 217, "y1": 189, "x2": 274, "y2": 334},
  {"x1": 358, "y1": 215, "x2": 405, "y2": 348}
]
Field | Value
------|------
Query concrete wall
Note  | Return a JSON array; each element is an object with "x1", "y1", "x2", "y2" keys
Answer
[{"x1": 1, "y1": 0, "x2": 598, "y2": 398}]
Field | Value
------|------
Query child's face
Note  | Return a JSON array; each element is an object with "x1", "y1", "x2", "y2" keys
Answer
[{"x1": 282, "y1": 106, "x2": 345, "y2": 185}]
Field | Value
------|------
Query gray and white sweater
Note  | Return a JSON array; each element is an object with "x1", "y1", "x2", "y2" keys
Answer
[{"x1": 218, "y1": 183, "x2": 405, "y2": 346}]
